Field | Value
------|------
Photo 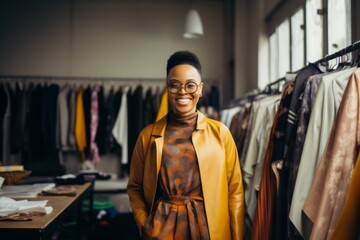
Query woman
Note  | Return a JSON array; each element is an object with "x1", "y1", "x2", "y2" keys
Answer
[{"x1": 127, "y1": 51, "x2": 244, "y2": 240}]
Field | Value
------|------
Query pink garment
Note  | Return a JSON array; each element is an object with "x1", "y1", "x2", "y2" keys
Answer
[{"x1": 90, "y1": 84, "x2": 100, "y2": 165}]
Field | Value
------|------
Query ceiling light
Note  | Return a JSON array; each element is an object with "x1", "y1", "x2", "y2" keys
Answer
[{"x1": 183, "y1": 9, "x2": 204, "y2": 39}]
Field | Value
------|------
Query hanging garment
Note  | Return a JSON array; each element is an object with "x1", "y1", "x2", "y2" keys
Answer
[
  {"x1": 83, "y1": 85, "x2": 92, "y2": 159},
  {"x1": 273, "y1": 64, "x2": 322, "y2": 240},
  {"x1": 66, "y1": 86, "x2": 77, "y2": 151},
  {"x1": 331, "y1": 152, "x2": 360, "y2": 240},
  {"x1": 287, "y1": 72, "x2": 327, "y2": 239},
  {"x1": 90, "y1": 84, "x2": 100, "y2": 165},
  {"x1": 251, "y1": 109, "x2": 279, "y2": 240},
  {"x1": 236, "y1": 94, "x2": 269, "y2": 167},
  {"x1": 221, "y1": 106, "x2": 242, "y2": 129},
  {"x1": 229, "y1": 103, "x2": 249, "y2": 155},
  {"x1": 56, "y1": 84, "x2": 71, "y2": 151},
  {"x1": 303, "y1": 69, "x2": 360, "y2": 240},
  {"x1": 75, "y1": 86, "x2": 87, "y2": 161},
  {"x1": 10, "y1": 82, "x2": 27, "y2": 154},
  {"x1": 38, "y1": 83, "x2": 62, "y2": 176},
  {"x1": 242, "y1": 94, "x2": 280, "y2": 221},
  {"x1": 239, "y1": 102, "x2": 256, "y2": 167},
  {"x1": 153, "y1": 86, "x2": 160, "y2": 114},
  {"x1": 2, "y1": 83, "x2": 22, "y2": 165},
  {"x1": 208, "y1": 85, "x2": 220, "y2": 111},
  {"x1": 104, "y1": 87, "x2": 117, "y2": 153},
  {"x1": 127, "y1": 85, "x2": 144, "y2": 172},
  {"x1": 251, "y1": 81, "x2": 294, "y2": 240},
  {"x1": 0, "y1": 83, "x2": 6, "y2": 132},
  {"x1": 25, "y1": 84, "x2": 44, "y2": 170},
  {"x1": 289, "y1": 67, "x2": 356, "y2": 239},
  {"x1": 0, "y1": 83, "x2": 7, "y2": 163},
  {"x1": 143, "y1": 87, "x2": 157, "y2": 126},
  {"x1": 112, "y1": 86, "x2": 130, "y2": 165},
  {"x1": 95, "y1": 85, "x2": 107, "y2": 155}
]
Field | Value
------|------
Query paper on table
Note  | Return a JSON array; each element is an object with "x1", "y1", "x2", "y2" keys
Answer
[{"x1": 0, "y1": 183, "x2": 55, "y2": 198}]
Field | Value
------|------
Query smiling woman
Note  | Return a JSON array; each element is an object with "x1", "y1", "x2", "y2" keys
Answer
[{"x1": 127, "y1": 50, "x2": 245, "y2": 240}]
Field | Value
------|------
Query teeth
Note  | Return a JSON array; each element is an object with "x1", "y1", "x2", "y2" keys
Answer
[{"x1": 177, "y1": 99, "x2": 191, "y2": 104}]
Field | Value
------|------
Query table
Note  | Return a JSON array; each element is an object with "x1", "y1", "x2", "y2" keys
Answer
[
  {"x1": 0, "y1": 182, "x2": 94, "y2": 240},
  {"x1": 94, "y1": 178, "x2": 127, "y2": 194}
]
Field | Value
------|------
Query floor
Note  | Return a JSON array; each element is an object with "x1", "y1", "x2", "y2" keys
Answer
[
  {"x1": 51, "y1": 199, "x2": 141, "y2": 240},
  {"x1": 52, "y1": 212, "x2": 141, "y2": 240}
]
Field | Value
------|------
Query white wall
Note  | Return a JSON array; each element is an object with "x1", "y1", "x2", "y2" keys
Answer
[
  {"x1": 234, "y1": 0, "x2": 260, "y2": 98},
  {"x1": 0, "y1": 0, "x2": 225, "y2": 101}
]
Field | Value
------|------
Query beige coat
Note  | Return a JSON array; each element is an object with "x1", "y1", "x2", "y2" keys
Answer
[{"x1": 127, "y1": 111, "x2": 244, "y2": 240}]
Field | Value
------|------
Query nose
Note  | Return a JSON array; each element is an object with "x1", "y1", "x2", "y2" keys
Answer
[{"x1": 179, "y1": 85, "x2": 187, "y2": 94}]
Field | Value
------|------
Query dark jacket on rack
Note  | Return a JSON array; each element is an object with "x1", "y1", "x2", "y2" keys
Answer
[
  {"x1": 10, "y1": 82, "x2": 27, "y2": 154},
  {"x1": 127, "y1": 85, "x2": 143, "y2": 172},
  {"x1": 83, "y1": 85, "x2": 92, "y2": 159},
  {"x1": 95, "y1": 85, "x2": 107, "y2": 155}
]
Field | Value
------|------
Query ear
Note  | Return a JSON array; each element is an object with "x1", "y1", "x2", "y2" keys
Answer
[{"x1": 199, "y1": 82, "x2": 204, "y2": 95}]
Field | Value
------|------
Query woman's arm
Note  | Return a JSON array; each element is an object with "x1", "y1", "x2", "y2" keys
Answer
[{"x1": 127, "y1": 131, "x2": 150, "y2": 234}]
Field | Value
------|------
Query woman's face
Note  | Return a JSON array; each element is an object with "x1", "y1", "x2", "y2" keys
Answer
[{"x1": 167, "y1": 64, "x2": 203, "y2": 116}]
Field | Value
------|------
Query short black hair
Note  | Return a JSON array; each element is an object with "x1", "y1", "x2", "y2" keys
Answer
[{"x1": 166, "y1": 51, "x2": 202, "y2": 76}]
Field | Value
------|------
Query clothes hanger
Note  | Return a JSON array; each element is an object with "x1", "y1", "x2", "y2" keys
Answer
[
  {"x1": 336, "y1": 47, "x2": 354, "y2": 70},
  {"x1": 261, "y1": 76, "x2": 286, "y2": 95}
]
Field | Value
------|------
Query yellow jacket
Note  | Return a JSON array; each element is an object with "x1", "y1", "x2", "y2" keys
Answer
[{"x1": 127, "y1": 111, "x2": 244, "y2": 240}]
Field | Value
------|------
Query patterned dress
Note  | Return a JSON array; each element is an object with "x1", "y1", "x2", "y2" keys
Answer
[{"x1": 143, "y1": 111, "x2": 210, "y2": 240}]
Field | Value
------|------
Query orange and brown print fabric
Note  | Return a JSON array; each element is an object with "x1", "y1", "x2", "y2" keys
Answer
[{"x1": 143, "y1": 112, "x2": 210, "y2": 240}]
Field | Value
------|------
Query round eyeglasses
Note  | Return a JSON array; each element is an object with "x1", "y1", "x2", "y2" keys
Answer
[{"x1": 167, "y1": 81, "x2": 200, "y2": 94}]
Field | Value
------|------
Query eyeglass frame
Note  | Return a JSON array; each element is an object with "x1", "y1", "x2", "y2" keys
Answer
[{"x1": 166, "y1": 80, "x2": 202, "y2": 94}]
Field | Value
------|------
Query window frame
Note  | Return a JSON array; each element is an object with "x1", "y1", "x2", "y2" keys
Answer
[{"x1": 263, "y1": 0, "x2": 356, "y2": 85}]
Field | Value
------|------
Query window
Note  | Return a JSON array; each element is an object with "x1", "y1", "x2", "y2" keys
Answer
[
  {"x1": 264, "y1": 0, "x2": 353, "y2": 88},
  {"x1": 291, "y1": 8, "x2": 304, "y2": 71},
  {"x1": 278, "y1": 19, "x2": 291, "y2": 77},
  {"x1": 269, "y1": 19, "x2": 290, "y2": 82},
  {"x1": 328, "y1": 0, "x2": 352, "y2": 54},
  {"x1": 269, "y1": 33, "x2": 278, "y2": 81},
  {"x1": 305, "y1": 0, "x2": 323, "y2": 63}
]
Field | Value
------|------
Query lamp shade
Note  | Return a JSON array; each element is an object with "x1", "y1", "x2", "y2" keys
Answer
[{"x1": 183, "y1": 9, "x2": 204, "y2": 39}]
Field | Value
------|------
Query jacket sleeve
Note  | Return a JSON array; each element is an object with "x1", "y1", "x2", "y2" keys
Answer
[
  {"x1": 223, "y1": 125, "x2": 245, "y2": 240},
  {"x1": 127, "y1": 129, "x2": 150, "y2": 234}
]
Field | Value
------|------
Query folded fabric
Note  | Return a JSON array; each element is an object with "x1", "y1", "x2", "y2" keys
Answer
[
  {"x1": 42, "y1": 186, "x2": 77, "y2": 196},
  {"x1": 0, "y1": 196, "x2": 53, "y2": 220}
]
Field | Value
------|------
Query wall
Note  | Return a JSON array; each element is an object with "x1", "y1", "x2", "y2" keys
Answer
[
  {"x1": 234, "y1": 0, "x2": 304, "y2": 99},
  {"x1": 234, "y1": 0, "x2": 262, "y2": 98},
  {"x1": 0, "y1": 0, "x2": 227, "y2": 103}
]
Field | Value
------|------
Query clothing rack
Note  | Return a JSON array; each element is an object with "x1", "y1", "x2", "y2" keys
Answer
[
  {"x1": 313, "y1": 40, "x2": 360, "y2": 65},
  {"x1": 0, "y1": 75, "x2": 165, "y2": 83},
  {"x1": 227, "y1": 41, "x2": 360, "y2": 108},
  {"x1": 0, "y1": 74, "x2": 220, "y2": 83},
  {"x1": 0, "y1": 74, "x2": 221, "y2": 90},
  {"x1": 0, "y1": 74, "x2": 222, "y2": 105},
  {"x1": 266, "y1": 40, "x2": 360, "y2": 90}
]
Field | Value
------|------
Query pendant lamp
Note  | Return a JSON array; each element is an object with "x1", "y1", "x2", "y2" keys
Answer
[{"x1": 183, "y1": 9, "x2": 204, "y2": 39}]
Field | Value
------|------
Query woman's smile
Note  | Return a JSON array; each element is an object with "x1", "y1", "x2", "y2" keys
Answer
[{"x1": 175, "y1": 97, "x2": 193, "y2": 105}]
